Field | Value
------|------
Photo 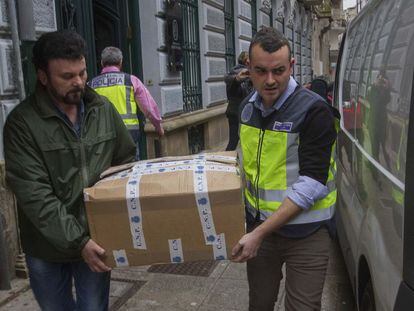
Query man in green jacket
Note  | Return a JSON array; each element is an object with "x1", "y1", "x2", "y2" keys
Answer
[{"x1": 4, "y1": 30, "x2": 135, "y2": 310}]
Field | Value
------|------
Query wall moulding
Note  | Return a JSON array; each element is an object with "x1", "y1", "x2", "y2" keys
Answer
[{"x1": 0, "y1": 39, "x2": 17, "y2": 95}]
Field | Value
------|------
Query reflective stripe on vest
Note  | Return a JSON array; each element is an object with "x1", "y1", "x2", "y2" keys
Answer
[
  {"x1": 240, "y1": 122, "x2": 338, "y2": 225},
  {"x1": 90, "y1": 72, "x2": 139, "y2": 130}
]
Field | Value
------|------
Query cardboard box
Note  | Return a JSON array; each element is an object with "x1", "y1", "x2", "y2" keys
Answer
[{"x1": 84, "y1": 151, "x2": 245, "y2": 268}]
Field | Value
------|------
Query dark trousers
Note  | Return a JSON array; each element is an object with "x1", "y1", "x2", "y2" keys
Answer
[
  {"x1": 247, "y1": 225, "x2": 331, "y2": 311},
  {"x1": 226, "y1": 114, "x2": 239, "y2": 151},
  {"x1": 129, "y1": 129, "x2": 140, "y2": 161}
]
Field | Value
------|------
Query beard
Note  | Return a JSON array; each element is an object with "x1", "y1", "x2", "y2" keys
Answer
[
  {"x1": 63, "y1": 87, "x2": 85, "y2": 106},
  {"x1": 48, "y1": 85, "x2": 85, "y2": 106}
]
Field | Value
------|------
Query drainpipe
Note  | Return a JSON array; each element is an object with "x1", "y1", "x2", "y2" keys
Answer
[{"x1": 6, "y1": 0, "x2": 26, "y2": 101}]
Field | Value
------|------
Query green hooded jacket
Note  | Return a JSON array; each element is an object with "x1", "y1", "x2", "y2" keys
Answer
[{"x1": 4, "y1": 85, "x2": 136, "y2": 262}]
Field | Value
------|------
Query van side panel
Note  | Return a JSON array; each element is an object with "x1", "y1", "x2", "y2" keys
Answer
[
  {"x1": 394, "y1": 282, "x2": 414, "y2": 311},
  {"x1": 394, "y1": 71, "x2": 414, "y2": 307},
  {"x1": 401, "y1": 69, "x2": 414, "y2": 293},
  {"x1": 335, "y1": 0, "x2": 414, "y2": 309}
]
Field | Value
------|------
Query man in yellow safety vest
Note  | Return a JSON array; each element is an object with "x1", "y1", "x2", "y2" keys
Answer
[
  {"x1": 90, "y1": 47, "x2": 164, "y2": 160},
  {"x1": 231, "y1": 27, "x2": 340, "y2": 311}
]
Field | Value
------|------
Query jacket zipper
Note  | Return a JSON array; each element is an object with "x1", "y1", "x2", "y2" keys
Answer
[
  {"x1": 78, "y1": 108, "x2": 95, "y2": 227},
  {"x1": 49, "y1": 106, "x2": 93, "y2": 230},
  {"x1": 253, "y1": 129, "x2": 265, "y2": 221},
  {"x1": 79, "y1": 108, "x2": 93, "y2": 189},
  {"x1": 53, "y1": 107, "x2": 91, "y2": 189}
]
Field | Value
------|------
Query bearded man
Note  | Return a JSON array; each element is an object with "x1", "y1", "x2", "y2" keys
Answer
[{"x1": 4, "y1": 30, "x2": 136, "y2": 310}]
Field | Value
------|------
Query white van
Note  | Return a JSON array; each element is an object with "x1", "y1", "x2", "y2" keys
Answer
[{"x1": 334, "y1": 0, "x2": 414, "y2": 310}]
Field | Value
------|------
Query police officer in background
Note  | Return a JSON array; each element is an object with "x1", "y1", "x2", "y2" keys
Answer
[
  {"x1": 231, "y1": 27, "x2": 340, "y2": 311},
  {"x1": 90, "y1": 47, "x2": 164, "y2": 160}
]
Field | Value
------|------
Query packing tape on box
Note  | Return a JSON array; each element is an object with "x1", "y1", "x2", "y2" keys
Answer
[
  {"x1": 132, "y1": 160, "x2": 237, "y2": 173},
  {"x1": 136, "y1": 154, "x2": 236, "y2": 168},
  {"x1": 112, "y1": 241, "x2": 226, "y2": 266},
  {"x1": 192, "y1": 156, "x2": 229, "y2": 258},
  {"x1": 193, "y1": 158, "x2": 218, "y2": 245},
  {"x1": 124, "y1": 156, "x2": 236, "y2": 251},
  {"x1": 126, "y1": 173, "x2": 147, "y2": 249},
  {"x1": 113, "y1": 249, "x2": 129, "y2": 267},
  {"x1": 212, "y1": 233, "x2": 228, "y2": 260},
  {"x1": 101, "y1": 159, "x2": 237, "y2": 184},
  {"x1": 168, "y1": 238, "x2": 184, "y2": 263},
  {"x1": 167, "y1": 234, "x2": 227, "y2": 263}
]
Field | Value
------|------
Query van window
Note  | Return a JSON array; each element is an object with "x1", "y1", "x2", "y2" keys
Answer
[
  {"x1": 341, "y1": 17, "x2": 366, "y2": 139},
  {"x1": 384, "y1": 1, "x2": 414, "y2": 182},
  {"x1": 338, "y1": 0, "x2": 414, "y2": 184},
  {"x1": 353, "y1": 1, "x2": 391, "y2": 155},
  {"x1": 355, "y1": 12, "x2": 381, "y2": 150},
  {"x1": 362, "y1": 0, "x2": 413, "y2": 182}
]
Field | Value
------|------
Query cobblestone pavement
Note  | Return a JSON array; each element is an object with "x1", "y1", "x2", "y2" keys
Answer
[{"x1": 0, "y1": 239, "x2": 355, "y2": 310}]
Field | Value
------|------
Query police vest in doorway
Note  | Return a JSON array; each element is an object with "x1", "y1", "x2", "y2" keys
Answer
[{"x1": 90, "y1": 72, "x2": 140, "y2": 130}]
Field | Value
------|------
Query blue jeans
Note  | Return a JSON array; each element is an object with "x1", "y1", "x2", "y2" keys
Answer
[{"x1": 26, "y1": 256, "x2": 110, "y2": 311}]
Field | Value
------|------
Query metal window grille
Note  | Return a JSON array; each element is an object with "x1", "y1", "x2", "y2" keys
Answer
[
  {"x1": 224, "y1": 0, "x2": 236, "y2": 72},
  {"x1": 250, "y1": 0, "x2": 257, "y2": 36},
  {"x1": 295, "y1": 26, "x2": 301, "y2": 83},
  {"x1": 181, "y1": 0, "x2": 202, "y2": 112},
  {"x1": 301, "y1": 32, "x2": 308, "y2": 83},
  {"x1": 269, "y1": 6, "x2": 273, "y2": 27}
]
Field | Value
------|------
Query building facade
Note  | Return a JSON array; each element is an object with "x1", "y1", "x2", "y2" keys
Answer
[
  {"x1": 0, "y1": 0, "x2": 339, "y2": 282},
  {"x1": 311, "y1": 0, "x2": 346, "y2": 80}
]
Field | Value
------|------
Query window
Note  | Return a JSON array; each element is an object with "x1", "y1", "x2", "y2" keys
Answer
[{"x1": 340, "y1": 19, "x2": 366, "y2": 139}]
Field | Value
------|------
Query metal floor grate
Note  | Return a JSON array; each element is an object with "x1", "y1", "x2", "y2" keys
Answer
[
  {"x1": 109, "y1": 278, "x2": 146, "y2": 311},
  {"x1": 147, "y1": 260, "x2": 218, "y2": 277}
]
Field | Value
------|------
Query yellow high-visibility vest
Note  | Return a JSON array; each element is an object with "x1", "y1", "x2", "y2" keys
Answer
[
  {"x1": 239, "y1": 88, "x2": 339, "y2": 225},
  {"x1": 90, "y1": 72, "x2": 139, "y2": 130}
]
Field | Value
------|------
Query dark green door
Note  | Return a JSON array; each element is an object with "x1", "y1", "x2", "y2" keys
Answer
[
  {"x1": 92, "y1": 0, "x2": 130, "y2": 73},
  {"x1": 92, "y1": 0, "x2": 146, "y2": 159},
  {"x1": 55, "y1": 0, "x2": 145, "y2": 158}
]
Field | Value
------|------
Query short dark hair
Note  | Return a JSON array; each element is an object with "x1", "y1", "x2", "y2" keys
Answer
[
  {"x1": 249, "y1": 27, "x2": 291, "y2": 60},
  {"x1": 32, "y1": 30, "x2": 87, "y2": 71}
]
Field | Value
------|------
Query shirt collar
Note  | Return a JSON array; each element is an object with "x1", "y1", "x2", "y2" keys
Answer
[
  {"x1": 250, "y1": 76, "x2": 298, "y2": 117},
  {"x1": 53, "y1": 99, "x2": 85, "y2": 116},
  {"x1": 101, "y1": 66, "x2": 121, "y2": 74},
  {"x1": 53, "y1": 100, "x2": 85, "y2": 137}
]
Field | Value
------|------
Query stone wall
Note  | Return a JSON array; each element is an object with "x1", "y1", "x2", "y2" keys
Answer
[
  {"x1": 199, "y1": 0, "x2": 227, "y2": 108},
  {"x1": 1, "y1": 0, "x2": 27, "y2": 277},
  {"x1": 205, "y1": 113, "x2": 228, "y2": 151},
  {"x1": 145, "y1": 104, "x2": 228, "y2": 158},
  {"x1": 139, "y1": 0, "x2": 182, "y2": 116},
  {"x1": 0, "y1": 161, "x2": 19, "y2": 278}
]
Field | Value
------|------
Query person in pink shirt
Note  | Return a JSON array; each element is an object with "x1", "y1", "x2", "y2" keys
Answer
[{"x1": 90, "y1": 46, "x2": 164, "y2": 160}]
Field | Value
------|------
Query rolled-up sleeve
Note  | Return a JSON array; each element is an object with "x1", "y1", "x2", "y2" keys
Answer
[
  {"x1": 286, "y1": 175, "x2": 329, "y2": 210},
  {"x1": 288, "y1": 100, "x2": 338, "y2": 210}
]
